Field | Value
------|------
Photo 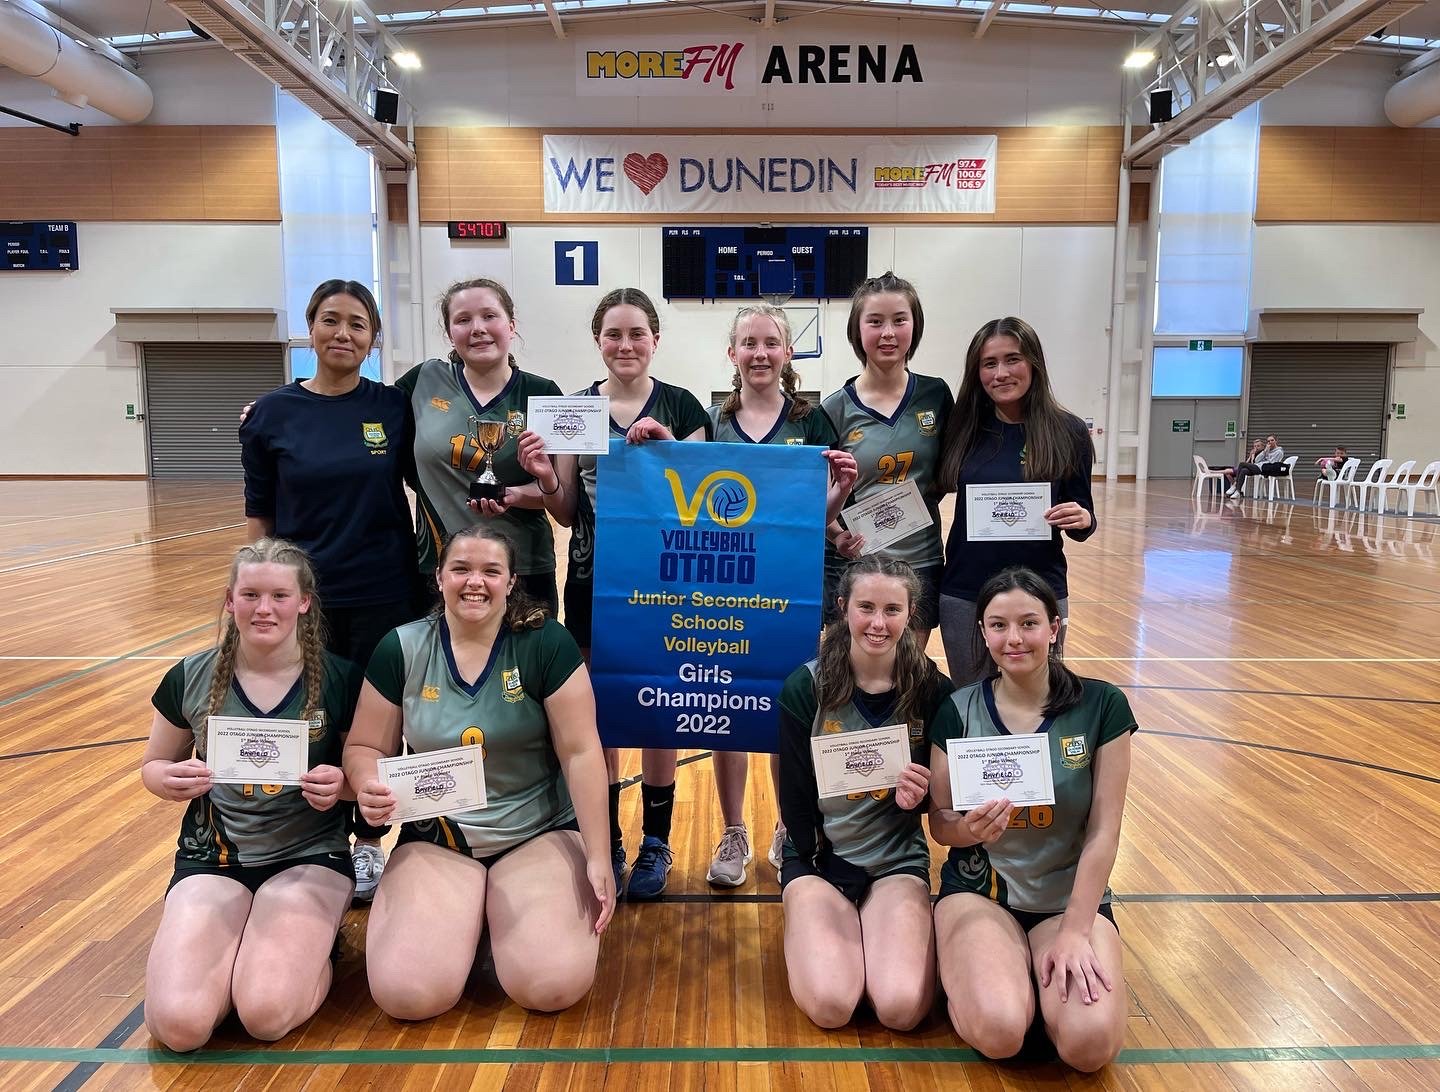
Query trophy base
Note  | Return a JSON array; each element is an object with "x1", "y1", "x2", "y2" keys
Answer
[{"x1": 469, "y1": 480, "x2": 507, "y2": 503}]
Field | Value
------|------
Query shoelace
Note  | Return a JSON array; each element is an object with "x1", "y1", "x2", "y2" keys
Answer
[
  {"x1": 717, "y1": 829, "x2": 747, "y2": 861},
  {"x1": 636, "y1": 842, "x2": 672, "y2": 867}
]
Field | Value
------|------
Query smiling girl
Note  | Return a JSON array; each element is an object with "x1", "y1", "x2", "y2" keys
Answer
[
  {"x1": 821, "y1": 273, "x2": 953, "y2": 648},
  {"x1": 928, "y1": 567, "x2": 1135, "y2": 1070},
  {"x1": 141, "y1": 539, "x2": 362, "y2": 1052},
  {"x1": 776, "y1": 555, "x2": 953, "y2": 1030},
  {"x1": 397, "y1": 277, "x2": 569, "y2": 617}
]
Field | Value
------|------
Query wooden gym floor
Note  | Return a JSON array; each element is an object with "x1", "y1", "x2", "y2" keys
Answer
[{"x1": 1, "y1": 478, "x2": 1439, "y2": 1090}]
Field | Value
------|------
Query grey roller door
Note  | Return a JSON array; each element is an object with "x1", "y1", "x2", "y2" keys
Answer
[
  {"x1": 1246, "y1": 344, "x2": 1389, "y2": 485},
  {"x1": 142, "y1": 343, "x2": 285, "y2": 479}
]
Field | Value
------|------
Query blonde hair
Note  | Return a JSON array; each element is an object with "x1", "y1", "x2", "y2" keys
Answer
[
  {"x1": 206, "y1": 538, "x2": 326, "y2": 721},
  {"x1": 719, "y1": 304, "x2": 812, "y2": 421}
]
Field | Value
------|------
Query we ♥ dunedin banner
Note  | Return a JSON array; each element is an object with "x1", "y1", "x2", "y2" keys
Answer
[
  {"x1": 590, "y1": 441, "x2": 826, "y2": 753},
  {"x1": 542, "y1": 134, "x2": 998, "y2": 215}
]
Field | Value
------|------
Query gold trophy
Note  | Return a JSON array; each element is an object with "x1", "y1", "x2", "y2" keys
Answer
[{"x1": 467, "y1": 416, "x2": 508, "y2": 503}]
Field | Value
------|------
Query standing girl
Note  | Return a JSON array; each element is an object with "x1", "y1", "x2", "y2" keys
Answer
[
  {"x1": 705, "y1": 303, "x2": 857, "y2": 885},
  {"x1": 141, "y1": 539, "x2": 361, "y2": 1052},
  {"x1": 822, "y1": 272, "x2": 953, "y2": 648},
  {"x1": 240, "y1": 279, "x2": 418, "y2": 898},
  {"x1": 935, "y1": 318, "x2": 1096, "y2": 686},
  {"x1": 928, "y1": 567, "x2": 1134, "y2": 1071},
  {"x1": 778, "y1": 554, "x2": 952, "y2": 1029},
  {"x1": 397, "y1": 277, "x2": 570, "y2": 616},
  {"x1": 515, "y1": 287, "x2": 709, "y2": 900},
  {"x1": 344, "y1": 526, "x2": 614, "y2": 1019}
]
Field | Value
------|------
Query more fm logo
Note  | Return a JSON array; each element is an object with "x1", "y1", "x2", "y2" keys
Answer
[
  {"x1": 873, "y1": 159, "x2": 989, "y2": 191},
  {"x1": 584, "y1": 42, "x2": 923, "y2": 92}
]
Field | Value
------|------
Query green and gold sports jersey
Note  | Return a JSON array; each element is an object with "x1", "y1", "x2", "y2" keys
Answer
[
  {"x1": 707, "y1": 399, "x2": 838, "y2": 447},
  {"x1": 822, "y1": 372, "x2": 953, "y2": 573},
  {"x1": 151, "y1": 649, "x2": 361, "y2": 867},
  {"x1": 366, "y1": 616, "x2": 585, "y2": 858},
  {"x1": 396, "y1": 360, "x2": 563, "y2": 577},
  {"x1": 931, "y1": 677, "x2": 1138, "y2": 912}
]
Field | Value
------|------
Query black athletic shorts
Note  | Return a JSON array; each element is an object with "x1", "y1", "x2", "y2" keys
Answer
[
  {"x1": 167, "y1": 850, "x2": 355, "y2": 896},
  {"x1": 779, "y1": 844, "x2": 930, "y2": 905},
  {"x1": 935, "y1": 889, "x2": 1119, "y2": 937},
  {"x1": 563, "y1": 574, "x2": 594, "y2": 650},
  {"x1": 397, "y1": 814, "x2": 580, "y2": 870}
]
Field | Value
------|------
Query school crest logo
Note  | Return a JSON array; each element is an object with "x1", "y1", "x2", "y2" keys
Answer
[
  {"x1": 823, "y1": 719, "x2": 844, "y2": 735},
  {"x1": 506, "y1": 410, "x2": 526, "y2": 438},
  {"x1": 431, "y1": 396, "x2": 451, "y2": 412},
  {"x1": 502, "y1": 667, "x2": 524, "y2": 703},
  {"x1": 1060, "y1": 734, "x2": 1090, "y2": 770},
  {"x1": 915, "y1": 409, "x2": 937, "y2": 436},
  {"x1": 848, "y1": 428, "x2": 865, "y2": 444},
  {"x1": 421, "y1": 685, "x2": 441, "y2": 702},
  {"x1": 784, "y1": 437, "x2": 805, "y2": 445},
  {"x1": 908, "y1": 719, "x2": 924, "y2": 743},
  {"x1": 362, "y1": 422, "x2": 387, "y2": 448},
  {"x1": 308, "y1": 710, "x2": 327, "y2": 742}
]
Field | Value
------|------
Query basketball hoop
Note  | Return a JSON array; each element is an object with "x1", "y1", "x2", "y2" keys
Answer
[{"x1": 761, "y1": 291, "x2": 793, "y2": 307}]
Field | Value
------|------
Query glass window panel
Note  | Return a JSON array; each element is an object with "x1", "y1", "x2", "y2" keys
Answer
[{"x1": 1152, "y1": 345, "x2": 1244, "y2": 397}]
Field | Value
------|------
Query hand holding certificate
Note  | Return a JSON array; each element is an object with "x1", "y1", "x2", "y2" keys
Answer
[
  {"x1": 206, "y1": 716, "x2": 308, "y2": 786},
  {"x1": 810, "y1": 723, "x2": 914, "y2": 799},
  {"x1": 527, "y1": 396, "x2": 610, "y2": 455},
  {"x1": 377, "y1": 744, "x2": 488, "y2": 824},
  {"x1": 965, "y1": 483, "x2": 1054, "y2": 542},
  {"x1": 843, "y1": 479, "x2": 934, "y2": 556},
  {"x1": 946, "y1": 734, "x2": 1055, "y2": 810}
]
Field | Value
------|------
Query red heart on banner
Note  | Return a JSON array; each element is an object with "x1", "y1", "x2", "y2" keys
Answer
[{"x1": 623, "y1": 152, "x2": 669, "y2": 195}]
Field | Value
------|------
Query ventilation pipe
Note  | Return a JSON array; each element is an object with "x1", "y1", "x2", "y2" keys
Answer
[
  {"x1": 0, "y1": 1, "x2": 153, "y2": 123},
  {"x1": 1385, "y1": 60, "x2": 1440, "y2": 127}
]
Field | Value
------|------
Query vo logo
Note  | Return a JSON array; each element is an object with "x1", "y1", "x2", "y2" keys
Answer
[{"x1": 663, "y1": 469, "x2": 756, "y2": 528}]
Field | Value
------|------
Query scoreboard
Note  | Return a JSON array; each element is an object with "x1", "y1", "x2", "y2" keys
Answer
[
  {"x1": 661, "y1": 226, "x2": 867, "y2": 302},
  {"x1": 3, "y1": 221, "x2": 77, "y2": 271}
]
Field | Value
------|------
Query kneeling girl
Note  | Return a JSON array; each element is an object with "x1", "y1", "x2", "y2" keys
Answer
[
  {"x1": 928, "y1": 566, "x2": 1135, "y2": 1071},
  {"x1": 777, "y1": 555, "x2": 953, "y2": 1030},
  {"x1": 345, "y1": 526, "x2": 613, "y2": 1020}
]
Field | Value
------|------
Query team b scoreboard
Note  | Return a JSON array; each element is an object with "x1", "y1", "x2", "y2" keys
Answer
[
  {"x1": 3, "y1": 221, "x2": 77, "y2": 270},
  {"x1": 661, "y1": 226, "x2": 867, "y2": 301}
]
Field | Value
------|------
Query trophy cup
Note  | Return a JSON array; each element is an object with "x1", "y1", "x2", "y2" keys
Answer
[{"x1": 467, "y1": 416, "x2": 508, "y2": 503}]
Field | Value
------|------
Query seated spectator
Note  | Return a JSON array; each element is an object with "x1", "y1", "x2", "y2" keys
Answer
[
  {"x1": 1316, "y1": 445, "x2": 1348, "y2": 480},
  {"x1": 1226, "y1": 435, "x2": 1284, "y2": 498}
]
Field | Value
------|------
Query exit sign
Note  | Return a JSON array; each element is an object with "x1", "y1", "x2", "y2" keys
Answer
[{"x1": 1189, "y1": 339, "x2": 1213, "y2": 351}]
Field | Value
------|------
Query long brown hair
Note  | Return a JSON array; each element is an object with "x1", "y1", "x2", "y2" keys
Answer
[
  {"x1": 439, "y1": 277, "x2": 517, "y2": 369},
  {"x1": 718, "y1": 304, "x2": 812, "y2": 421},
  {"x1": 814, "y1": 555, "x2": 942, "y2": 723},
  {"x1": 938, "y1": 316, "x2": 1091, "y2": 489},
  {"x1": 590, "y1": 287, "x2": 660, "y2": 338},
  {"x1": 975, "y1": 567, "x2": 1082, "y2": 717},
  {"x1": 433, "y1": 526, "x2": 548, "y2": 631},
  {"x1": 207, "y1": 538, "x2": 326, "y2": 721}
]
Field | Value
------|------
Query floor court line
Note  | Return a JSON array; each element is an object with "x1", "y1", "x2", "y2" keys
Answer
[
  {"x1": 0, "y1": 624, "x2": 212, "y2": 709},
  {"x1": 51, "y1": 1001, "x2": 147, "y2": 1092},
  {"x1": 1117, "y1": 683, "x2": 1440, "y2": 707},
  {"x1": 1144, "y1": 728, "x2": 1440, "y2": 786},
  {"x1": 4, "y1": 1044, "x2": 1440, "y2": 1066},
  {"x1": 0, "y1": 523, "x2": 244, "y2": 575}
]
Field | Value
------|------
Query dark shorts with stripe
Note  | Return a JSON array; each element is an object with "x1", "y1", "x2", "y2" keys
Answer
[
  {"x1": 167, "y1": 850, "x2": 355, "y2": 896},
  {"x1": 397, "y1": 814, "x2": 580, "y2": 870}
]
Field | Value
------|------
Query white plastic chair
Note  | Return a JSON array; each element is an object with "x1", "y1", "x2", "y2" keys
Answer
[
  {"x1": 1192, "y1": 455, "x2": 1228, "y2": 499},
  {"x1": 1379, "y1": 459, "x2": 1440, "y2": 516},
  {"x1": 1366, "y1": 459, "x2": 1415, "y2": 512},
  {"x1": 1259, "y1": 455, "x2": 1299, "y2": 500},
  {"x1": 1314, "y1": 458, "x2": 1360, "y2": 508},
  {"x1": 1349, "y1": 459, "x2": 1395, "y2": 512}
]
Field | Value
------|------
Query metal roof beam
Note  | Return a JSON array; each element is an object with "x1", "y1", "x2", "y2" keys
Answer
[{"x1": 974, "y1": 0, "x2": 1004, "y2": 39}]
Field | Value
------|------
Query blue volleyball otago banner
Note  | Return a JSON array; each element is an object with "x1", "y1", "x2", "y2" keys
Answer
[{"x1": 591, "y1": 440, "x2": 825, "y2": 752}]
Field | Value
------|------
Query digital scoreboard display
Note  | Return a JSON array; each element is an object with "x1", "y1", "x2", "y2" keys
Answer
[
  {"x1": 447, "y1": 221, "x2": 508, "y2": 239},
  {"x1": 661, "y1": 226, "x2": 868, "y2": 301},
  {"x1": 3, "y1": 221, "x2": 77, "y2": 270}
]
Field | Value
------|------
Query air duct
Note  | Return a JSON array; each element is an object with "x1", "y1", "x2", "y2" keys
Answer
[
  {"x1": 0, "y1": 1, "x2": 153, "y2": 123},
  {"x1": 1385, "y1": 61, "x2": 1440, "y2": 127}
]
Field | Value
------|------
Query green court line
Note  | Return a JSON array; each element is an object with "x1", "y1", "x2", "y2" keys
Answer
[
  {"x1": 3, "y1": 1044, "x2": 1440, "y2": 1066},
  {"x1": 0, "y1": 623, "x2": 212, "y2": 709}
]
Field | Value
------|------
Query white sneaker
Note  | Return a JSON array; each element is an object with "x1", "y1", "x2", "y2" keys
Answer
[
  {"x1": 352, "y1": 842, "x2": 385, "y2": 902},
  {"x1": 768, "y1": 823, "x2": 786, "y2": 870},
  {"x1": 706, "y1": 825, "x2": 752, "y2": 887}
]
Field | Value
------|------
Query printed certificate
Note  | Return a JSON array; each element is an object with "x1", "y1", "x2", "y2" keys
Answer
[
  {"x1": 946, "y1": 734, "x2": 1056, "y2": 809},
  {"x1": 964, "y1": 483, "x2": 1053, "y2": 542},
  {"x1": 206, "y1": 716, "x2": 308, "y2": 786},
  {"x1": 810, "y1": 722, "x2": 913, "y2": 799},
  {"x1": 527, "y1": 396, "x2": 611, "y2": 455},
  {"x1": 378, "y1": 744, "x2": 488, "y2": 823},
  {"x1": 844, "y1": 479, "x2": 934, "y2": 555}
]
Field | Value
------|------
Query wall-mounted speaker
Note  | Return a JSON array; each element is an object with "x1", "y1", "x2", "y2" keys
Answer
[
  {"x1": 373, "y1": 89, "x2": 399, "y2": 125},
  {"x1": 1149, "y1": 89, "x2": 1174, "y2": 124}
]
